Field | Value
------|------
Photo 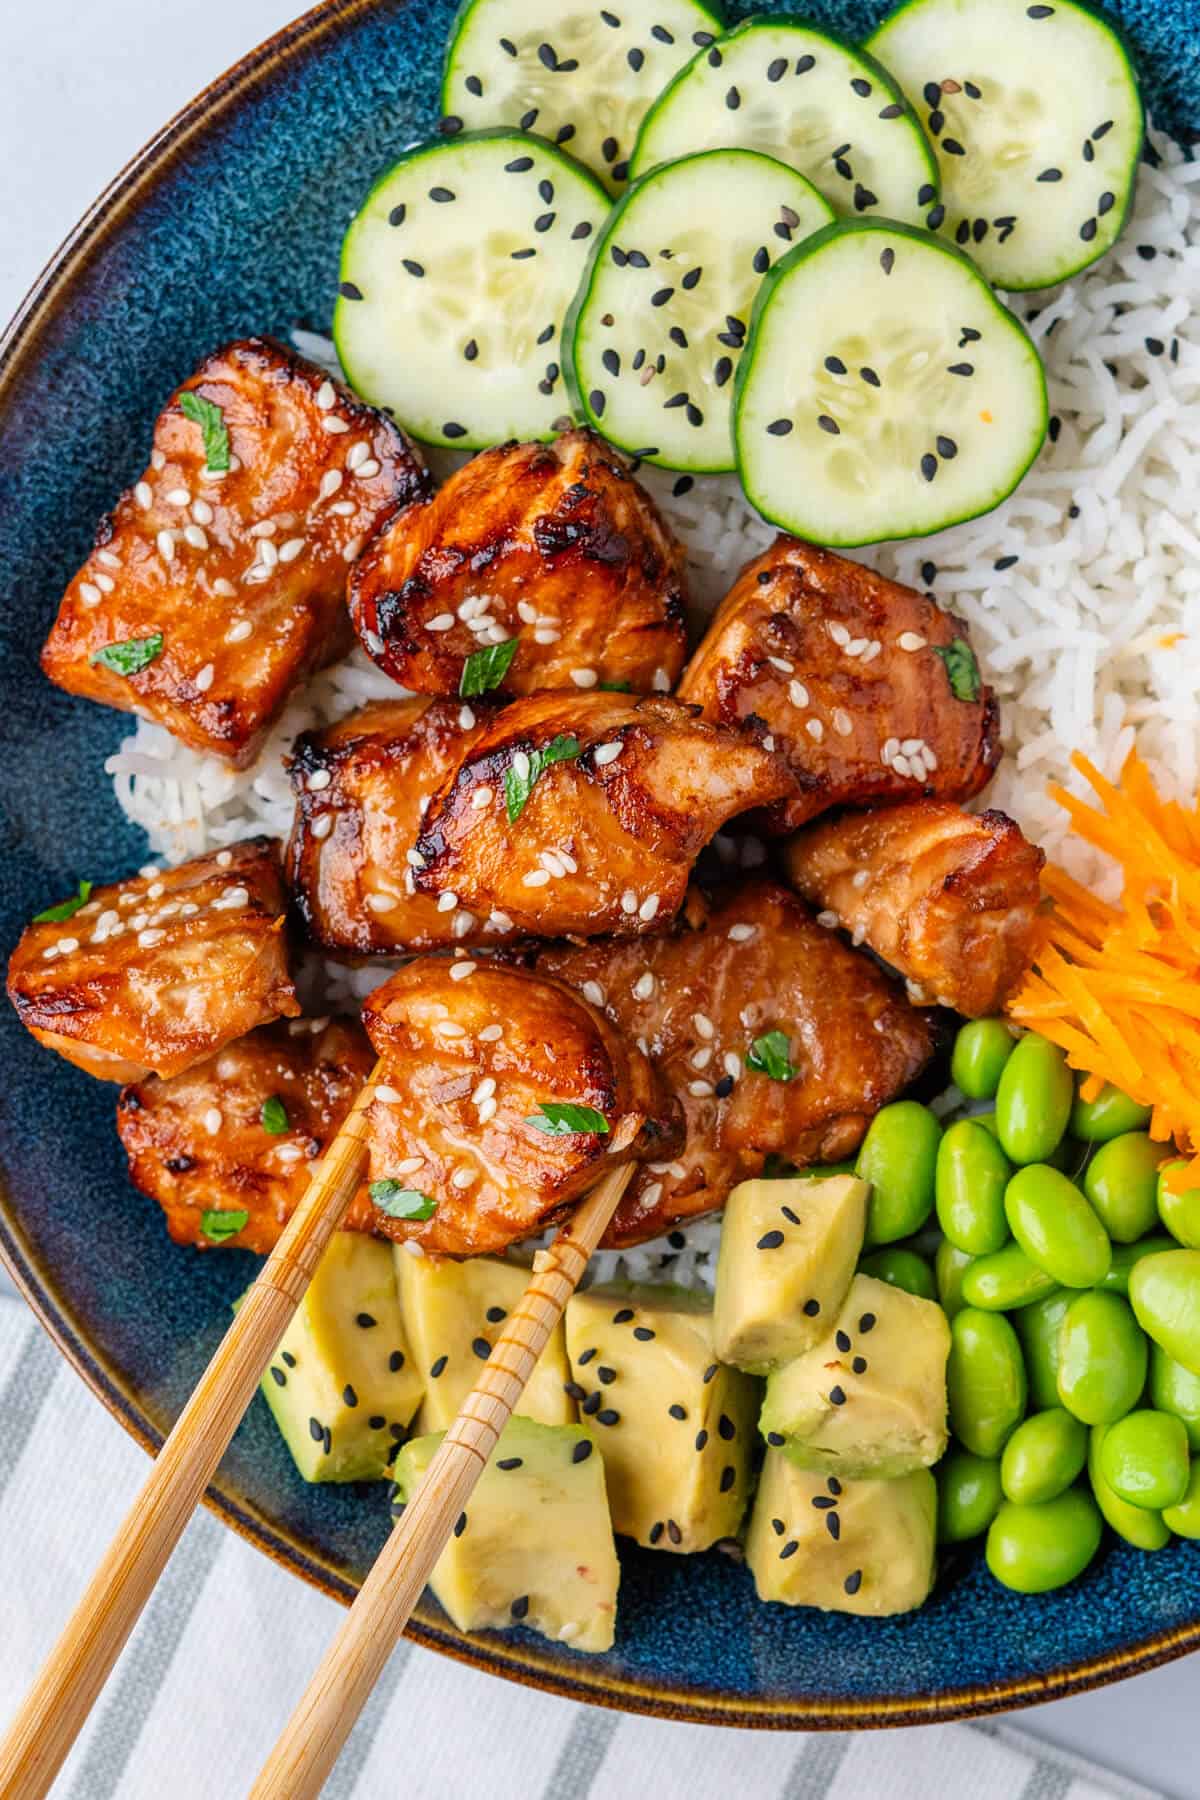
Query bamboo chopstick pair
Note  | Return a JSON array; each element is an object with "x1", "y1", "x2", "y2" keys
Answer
[{"x1": 0, "y1": 1062, "x2": 635, "y2": 1799}]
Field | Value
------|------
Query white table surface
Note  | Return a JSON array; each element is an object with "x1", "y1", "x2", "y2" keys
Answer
[{"x1": 4, "y1": 4, "x2": 1197, "y2": 1795}]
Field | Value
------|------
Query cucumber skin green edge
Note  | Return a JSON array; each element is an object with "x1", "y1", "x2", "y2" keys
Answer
[
  {"x1": 334, "y1": 129, "x2": 610, "y2": 452},
  {"x1": 731, "y1": 216, "x2": 1049, "y2": 549},
  {"x1": 563, "y1": 149, "x2": 834, "y2": 475},
  {"x1": 628, "y1": 12, "x2": 940, "y2": 201},
  {"x1": 865, "y1": 0, "x2": 1145, "y2": 294}
]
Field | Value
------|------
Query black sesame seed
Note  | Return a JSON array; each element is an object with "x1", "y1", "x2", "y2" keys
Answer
[
  {"x1": 627, "y1": 249, "x2": 650, "y2": 268},
  {"x1": 668, "y1": 1231, "x2": 687, "y2": 1249},
  {"x1": 829, "y1": 1385, "x2": 847, "y2": 1406},
  {"x1": 1083, "y1": 139, "x2": 1096, "y2": 163},
  {"x1": 718, "y1": 1414, "x2": 736, "y2": 1441},
  {"x1": 597, "y1": 1366, "x2": 616, "y2": 1385},
  {"x1": 389, "y1": 1422, "x2": 404, "y2": 1441},
  {"x1": 878, "y1": 101, "x2": 904, "y2": 119},
  {"x1": 628, "y1": 46, "x2": 645, "y2": 71},
  {"x1": 859, "y1": 1313, "x2": 876, "y2": 1333},
  {"x1": 1069, "y1": 503, "x2": 1080, "y2": 518},
  {"x1": 571, "y1": 221, "x2": 593, "y2": 241},
  {"x1": 918, "y1": 182, "x2": 936, "y2": 206},
  {"x1": 854, "y1": 185, "x2": 879, "y2": 212},
  {"x1": 269, "y1": 1366, "x2": 286, "y2": 1388},
  {"x1": 1146, "y1": 336, "x2": 1165, "y2": 355},
  {"x1": 928, "y1": 110, "x2": 944, "y2": 134},
  {"x1": 942, "y1": 138, "x2": 965, "y2": 156},
  {"x1": 880, "y1": 248, "x2": 895, "y2": 274},
  {"x1": 965, "y1": 80, "x2": 982, "y2": 98},
  {"x1": 666, "y1": 1519, "x2": 683, "y2": 1545},
  {"x1": 1080, "y1": 218, "x2": 1098, "y2": 242},
  {"x1": 707, "y1": 45, "x2": 722, "y2": 66},
  {"x1": 333, "y1": 279, "x2": 360, "y2": 302},
  {"x1": 633, "y1": 1326, "x2": 656, "y2": 1342},
  {"x1": 757, "y1": 570, "x2": 771, "y2": 584},
  {"x1": 757, "y1": 1230, "x2": 786, "y2": 1250},
  {"x1": 835, "y1": 158, "x2": 852, "y2": 181},
  {"x1": 936, "y1": 435, "x2": 958, "y2": 459},
  {"x1": 720, "y1": 1465, "x2": 736, "y2": 1492},
  {"x1": 535, "y1": 211, "x2": 556, "y2": 233},
  {"x1": 860, "y1": 366, "x2": 881, "y2": 387},
  {"x1": 369, "y1": 1414, "x2": 385, "y2": 1429},
  {"x1": 471, "y1": 1336, "x2": 491, "y2": 1362},
  {"x1": 922, "y1": 561, "x2": 937, "y2": 585},
  {"x1": 323, "y1": 1427, "x2": 332, "y2": 1455},
  {"x1": 851, "y1": 76, "x2": 872, "y2": 97},
  {"x1": 923, "y1": 81, "x2": 941, "y2": 106},
  {"x1": 844, "y1": 1569, "x2": 863, "y2": 1595},
  {"x1": 463, "y1": 339, "x2": 479, "y2": 362},
  {"x1": 695, "y1": 1428, "x2": 709, "y2": 1451},
  {"x1": 582, "y1": 1391, "x2": 601, "y2": 1416},
  {"x1": 994, "y1": 554, "x2": 1019, "y2": 570},
  {"x1": 796, "y1": 54, "x2": 815, "y2": 73},
  {"x1": 803, "y1": 1300, "x2": 820, "y2": 1317},
  {"x1": 812, "y1": 1495, "x2": 836, "y2": 1509},
  {"x1": 454, "y1": 1512, "x2": 468, "y2": 1538},
  {"x1": 510, "y1": 1594, "x2": 530, "y2": 1620},
  {"x1": 308, "y1": 1416, "x2": 324, "y2": 1443},
  {"x1": 572, "y1": 1439, "x2": 593, "y2": 1463},
  {"x1": 439, "y1": 115, "x2": 463, "y2": 135},
  {"x1": 442, "y1": 422, "x2": 468, "y2": 439},
  {"x1": 927, "y1": 204, "x2": 946, "y2": 230},
  {"x1": 430, "y1": 1354, "x2": 448, "y2": 1377},
  {"x1": 779, "y1": 1539, "x2": 799, "y2": 1559},
  {"x1": 752, "y1": 246, "x2": 770, "y2": 274},
  {"x1": 955, "y1": 220, "x2": 971, "y2": 247},
  {"x1": 818, "y1": 415, "x2": 841, "y2": 436},
  {"x1": 669, "y1": 326, "x2": 688, "y2": 348},
  {"x1": 649, "y1": 1521, "x2": 665, "y2": 1545},
  {"x1": 828, "y1": 1477, "x2": 842, "y2": 1495},
  {"x1": 767, "y1": 419, "x2": 793, "y2": 437},
  {"x1": 589, "y1": 389, "x2": 607, "y2": 417},
  {"x1": 1037, "y1": 168, "x2": 1063, "y2": 183},
  {"x1": 342, "y1": 1384, "x2": 358, "y2": 1408},
  {"x1": 771, "y1": 1517, "x2": 786, "y2": 1537},
  {"x1": 597, "y1": 1408, "x2": 620, "y2": 1427},
  {"x1": 835, "y1": 1330, "x2": 852, "y2": 1353},
  {"x1": 704, "y1": 1364, "x2": 718, "y2": 1384},
  {"x1": 826, "y1": 1510, "x2": 841, "y2": 1540},
  {"x1": 651, "y1": 23, "x2": 674, "y2": 42},
  {"x1": 668, "y1": 1403, "x2": 687, "y2": 1420},
  {"x1": 1098, "y1": 191, "x2": 1115, "y2": 216},
  {"x1": 612, "y1": 159, "x2": 630, "y2": 182},
  {"x1": 497, "y1": 1456, "x2": 523, "y2": 1471},
  {"x1": 519, "y1": 107, "x2": 538, "y2": 130},
  {"x1": 601, "y1": 8, "x2": 619, "y2": 22},
  {"x1": 651, "y1": 287, "x2": 674, "y2": 306},
  {"x1": 852, "y1": 1356, "x2": 868, "y2": 1374},
  {"x1": 714, "y1": 1075, "x2": 735, "y2": 1098},
  {"x1": 767, "y1": 56, "x2": 787, "y2": 81},
  {"x1": 825, "y1": 354, "x2": 847, "y2": 375},
  {"x1": 356, "y1": 1313, "x2": 377, "y2": 1329},
  {"x1": 767, "y1": 1432, "x2": 786, "y2": 1447},
  {"x1": 511, "y1": 247, "x2": 536, "y2": 260},
  {"x1": 947, "y1": 362, "x2": 974, "y2": 376},
  {"x1": 671, "y1": 475, "x2": 694, "y2": 499},
  {"x1": 401, "y1": 259, "x2": 425, "y2": 279},
  {"x1": 537, "y1": 323, "x2": 556, "y2": 344}
]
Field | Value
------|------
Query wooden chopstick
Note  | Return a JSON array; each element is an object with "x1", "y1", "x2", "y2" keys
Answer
[
  {"x1": 0, "y1": 1059, "x2": 383, "y2": 1800},
  {"x1": 250, "y1": 1156, "x2": 635, "y2": 1800}
]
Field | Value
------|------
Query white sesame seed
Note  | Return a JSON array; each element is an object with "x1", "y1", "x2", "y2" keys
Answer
[
  {"x1": 571, "y1": 667, "x2": 598, "y2": 689},
  {"x1": 477, "y1": 1096, "x2": 498, "y2": 1124},
  {"x1": 97, "y1": 550, "x2": 121, "y2": 570},
  {"x1": 128, "y1": 912, "x2": 149, "y2": 931},
  {"x1": 194, "y1": 663, "x2": 214, "y2": 693},
  {"x1": 213, "y1": 885, "x2": 249, "y2": 911},
  {"x1": 427, "y1": 613, "x2": 455, "y2": 632},
  {"x1": 484, "y1": 624, "x2": 510, "y2": 645},
  {"x1": 321, "y1": 415, "x2": 350, "y2": 434},
  {"x1": 307, "y1": 768, "x2": 332, "y2": 792},
  {"x1": 191, "y1": 499, "x2": 214, "y2": 525},
  {"x1": 881, "y1": 737, "x2": 899, "y2": 765},
  {"x1": 356, "y1": 459, "x2": 381, "y2": 480},
  {"x1": 342, "y1": 535, "x2": 366, "y2": 563},
  {"x1": 533, "y1": 628, "x2": 561, "y2": 645},
  {"x1": 451, "y1": 1166, "x2": 476, "y2": 1190},
  {"x1": 316, "y1": 380, "x2": 336, "y2": 410},
  {"x1": 249, "y1": 521, "x2": 277, "y2": 539},
  {"x1": 539, "y1": 850, "x2": 566, "y2": 877},
  {"x1": 470, "y1": 786, "x2": 493, "y2": 810},
  {"x1": 330, "y1": 500, "x2": 356, "y2": 516},
  {"x1": 768, "y1": 655, "x2": 794, "y2": 673},
  {"x1": 365, "y1": 892, "x2": 394, "y2": 913},
  {"x1": 311, "y1": 815, "x2": 334, "y2": 841},
  {"x1": 79, "y1": 582, "x2": 102, "y2": 606},
  {"x1": 639, "y1": 894, "x2": 660, "y2": 923},
  {"x1": 828, "y1": 620, "x2": 850, "y2": 647},
  {"x1": 405, "y1": 849, "x2": 427, "y2": 871},
  {"x1": 450, "y1": 961, "x2": 477, "y2": 981},
  {"x1": 692, "y1": 1011, "x2": 714, "y2": 1039},
  {"x1": 691, "y1": 1046, "x2": 713, "y2": 1070},
  {"x1": 641, "y1": 1181, "x2": 663, "y2": 1209},
  {"x1": 901, "y1": 738, "x2": 924, "y2": 755},
  {"x1": 184, "y1": 524, "x2": 209, "y2": 551},
  {"x1": 513, "y1": 751, "x2": 531, "y2": 781},
  {"x1": 688, "y1": 1080, "x2": 715, "y2": 1098},
  {"x1": 258, "y1": 538, "x2": 279, "y2": 569},
  {"x1": 892, "y1": 753, "x2": 914, "y2": 778},
  {"x1": 213, "y1": 578, "x2": 236, "y2": 599},
  {"x1": 452, "y1": 907, "x2": 476, "y2": 937},
  {"x1": 472, "y1": 1078, "x2": 497, "y2": 1105},
  {"x1": 488, "y1": 910, "x2": 513, "y2": 933},
  {"x1": 403, "y1": 1240, "x2": 426, "y2": 1258},
  {"x1": 165, "y1": 487, "x2": 190, "y2": 507},
  {"x1": 863, "y1": 640, "x2": 882, "y2": 663},
  {"x1": 652, "y1": 667, "x2": 671, "y2": 692},
  {"x1": 558, "y1": 849, "x2": 578, "y2": 874},
  {"x1": 817, "y1": 910, "x2": 839, "y2": 929},
  {"x1": 479, "y1": 1023, "x2": 503, "y2": 1041},
  {"x1": 93, "y1": 572, "x2": 115, "y2": 593},
  {"x1": 55, "y1": 936, "x2": 80, "y2": 954},
  {"x1": 924, "y1": 746, "x2": 939, "y2": 771},
  {"x1": 762, "y1": 734, "x2": 775, "y2": 752},
  {"x1": 180, "y1": 903, "x2": 198, "y2": 918},
  {"x1": 135, "y1": 481, "x2": 153, "y2": 509},
  {"x1": 156, "y1": 529, "x2": 176, "y2": 563},
  {"x1": 582, "y1": 980, "x2": 606, "y2": 1006},
  {"x1": 593, "y1": 741, "x2": 623, "y2": 766},
  {"x1": 517, "y1": 601, "x2": 538, "y2": 624},
  {"x1": 522, "y1": 868, "x2": 551, "y2": 887},
  {"x1": 458, "y1": 705, "x2": 476, "y2": 730},
  {"x1": 346, "y1": 441, "x2": 369, "y2": 471},
  {"x1": 41, "y1": 946, "x2": 59, "y2": 960},
  {"x1": 319, "y1": 468, "x2": 343, "y2": 498},
  {"x1": 279, "y1": 537, "x2": 307, "y2": 563},
  {"x1": 151, "y1": 450, "x2": 165, "y2": 470},
  {"x1": 899, "y1": 631, "x2": 927, "y2": 652},
  {"x1": 632, "y1": 973, "x2": 656, "y2": 1003},
  {"x1": 620, "y1": 889, "x2": 638, "y2": 915},
  {"x1": 728, "y1": 923, "x2": 756, "y2": 942},
  {"x1": 436, "y1": 892, "x2": 459, "y2": 912},
  {"x1": 789, "y1": 679, "x2": 809, "y2": 709},
  {"x1": 806, "y1": 718, "x2": 824, "y2": 742},
  {"x1": 364, "y1": 630, "x2": 385, "y2": 656},
  {"x1": 204, "y1": 1108, "x2": 222, "y2": 1136},
  {"x1": 438, "y1": 1020, "x2": 466, "y2": 1037},
  {"x1": 277, "y1": 1144, "x2": 304, "y2": 1164},
  {"x1": 846, "y1": 637, "x2": 868, "y2": 657},
  {"x1": 723, "y1": 1051, "x2": 741, "y2": 1080},
  {"x1": 222, "y1": 621, "x2": 252, "y2": 650},
  {"x1": 832, "y1": 708, "x2": 853, "y2": 737}
]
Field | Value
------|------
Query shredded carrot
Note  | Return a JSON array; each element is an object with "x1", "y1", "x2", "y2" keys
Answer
[{"x1": 1008, "y1": 751, "x2": 1200, "y2": 1192}]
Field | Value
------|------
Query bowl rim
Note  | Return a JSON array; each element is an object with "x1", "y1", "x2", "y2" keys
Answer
[{"x1": 3, "y1": 0, "x2": 1199, "y2": 1731}]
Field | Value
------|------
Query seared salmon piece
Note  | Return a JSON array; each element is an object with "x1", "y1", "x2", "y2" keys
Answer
[
  {"x1": 349, "y1": 430, "x2": 687, "y2": 698},
  {"x1": 361, "y1": 958, "x2": 682, "y2": 1257},
  {"x1": 784, "y1": 801, "x2": 1045, "y2": 1017},
  {"x1": 677, "y1": 536, "x2": 1001, "y2": 832},
  {"x1": 533, "y1": 880, "x2": 935, "y2": 1246},
  {"x1": 413, "y1": 692, "x2": 792, "y2": 940},
  {"x1": 116, "y1": 1018, "x2": 376, "y2": 1253},
  {"x1": 41, "y1": 337, "x2": 429, "y2": 767},
  {"x1": 7, "y1": 838, "x2": 298, "y2": 1082}
]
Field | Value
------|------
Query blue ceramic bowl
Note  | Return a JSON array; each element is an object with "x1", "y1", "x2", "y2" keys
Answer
[{"x1": 1, "y1": 0, "x2": 1198, "y2": 1730}]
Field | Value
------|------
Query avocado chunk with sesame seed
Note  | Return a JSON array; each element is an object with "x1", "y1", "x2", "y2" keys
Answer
[
  {"x1": 564, "y1": 1283, "x2": 760, "y2": 1552},
  {"x1": 714, "y1": 1173, "x2": 869, "y2": 1373},
  {"x1": 392, "y1": 1417, "x2": 619, "y2": 1652},
  {"x1": 760, "y1": 1273, "x2": 950, "y2": 1478},
  {"x1": 394, "y1": 1250, "x2": 575, "y2": 1433},
  {"x1": 253, "y1": 1235, "x2": 423, "y2": 1483},
  {"x1": 746, "y1": 1448, "x2": 936, "y2": 1616}
]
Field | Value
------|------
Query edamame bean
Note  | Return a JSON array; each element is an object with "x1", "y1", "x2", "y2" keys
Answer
[
  {"x1": 935, "y1": 1120, "x2": 1012, "y2": 1255},
  {"x1": 1098, "y1": 1235, "x2": 1176, "y2": 1296},
  {"x1": 1000, "y1": 1408, "x2": 1088, "y2": 1505},
  {"x1": 995, "y1": 1034, "x2": 1074, "y2": 1165},
  {"x1": 1004, "y1": 1164, "x2": 1111, "y2": 1288},
  {"x1": 1156, "y1": 1161, "x2": 1200, "y2": 1249},
  {"x1": 1083, "y1": 1133, "x2": 1165, "y2": 1243},
  {"x1": 858, "y1": 1246, "x2": 936, "y2": 1300},
  {"x1": 1070, "y1": 1081, "x2": 1153, "y2": 1143},
  {"x1": 951, "y1": 1019, "x2": 1017, "y2": 1100},
  {"x1": 857, "y1": 1101, "x2": 941, "y2": 1247},
  {"x1": 1162, "y1": 1463, "x2": 1200, "y2": 1538},
  {"x1": 937, "y1": 1447, "x2": 1004, "y2": 1543},
  {"x1": 1088, "y1": 1425, "x2": 1171, "y2": 1550},
  {"x1": 947, "y1": 1308, "x2": 1027, "y2": 1458},
  {"x1": 1057, "y1": 1291, "x2": 1148, "y2": 1424},
  {"x1": 1149, "y1": 1343, "x2": 1200, "y2": 1450},
  {"x1": 985, "y1": 1491, "x2": 1103, "y2": 1593},
  {"x1": 936, "y1": 1240, "x2": 976, "y2": 1322},
  {"x1": 1014, "y1": 1289, "x2": 1072, "y2": 1411},
  {"x1": 1097, "y1": 1409, "x2": 1190, "y2": 1510},
  {"x1": 1129, "y1": 1249, "x2": 1200, "y2": 1376},
  {"x1": 961, "y1": 1243, "x2": 1058, "y2": 1312}
]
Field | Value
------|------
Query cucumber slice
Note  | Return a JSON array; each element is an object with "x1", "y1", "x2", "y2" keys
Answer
[
  {"x1": 442, "y1": 0, "x2": 724, "y2": 194},
  {"x1": 867, "y1": 0, "x2": 1143, "y2": 289},
  {"x1": 631, "y1": 16, "x2": 938, "y2": 226},
  {"x1": 733, "y1": 219, "x2": 1047, "y2": 546},
  {"x1": 335, "y1": 132, "x2": 608, "y2": 448},
  {"x1": 565, "y1": 150, "x2": 833, "y2": 473}
]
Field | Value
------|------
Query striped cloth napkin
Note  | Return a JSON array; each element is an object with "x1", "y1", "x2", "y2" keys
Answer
[{"x1": 0, "y1": 1296, "x2": 1162, "y2": 1800}]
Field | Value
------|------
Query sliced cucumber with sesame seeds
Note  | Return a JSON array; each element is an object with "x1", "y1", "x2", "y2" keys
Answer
[
  {"x1": 867, "y1": 0, "x2": 1143, "y2": 289},
  {"x1": 442, "y1": 0, "x2": 724, "y2": 194},
  {"x1": 565, "y1": 149, "x2": 833, "y2": 473},
  {"x1": 335, "y1": 131, "x2": 608, "y2": 449},
  {"x1": 733, "y1": 218, "x2": 1047, "y2": 546},
  {"x1": 630, "y1": 15, "x2": 939, "y2": 226}
]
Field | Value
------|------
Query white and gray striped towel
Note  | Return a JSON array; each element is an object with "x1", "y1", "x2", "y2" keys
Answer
[{"x1": 0, "y1": 1295, "x2": 1166, "y2": 1800}]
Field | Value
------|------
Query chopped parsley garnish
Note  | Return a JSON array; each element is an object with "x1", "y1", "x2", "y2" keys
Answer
[
  {"x1": 932, "y1": 637, "x2": 981, "y2": 703},
  {"x1": 504, "y1": 734, "x2": 581, "y2": 823},
  {"x1": 89, "y1": 633, "x2": 163, "y2": 677},
  {"x1": 460, "y1": 636, "x2": 519, "y2": 697},
  {"x1": 525, "y1": 1102, "x2": 610, "y2": 1136},
  {"x1": 34, "y1": 880, "x2": 93, "y2": 924},
  {"x1": 261, "y1": 1096, "x2": 289, "y2": 1135},
  {"x1": 369, "y1": 1180, "x2": 437, "y2": 1220},
  {"x1": 746, "y1": 1031, "x2": 796, "y2": 1082},
  {"x1": 598, "y1": 679, "x2": 632, "y2": 692},
  {"x1": 179, "y1": 391, "x2": 231, "y2": 473},
  {"x1": 200, "y1": 1208, "x2": 249, "y2": 1244}
]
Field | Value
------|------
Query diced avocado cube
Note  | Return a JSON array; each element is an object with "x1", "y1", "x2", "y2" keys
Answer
[
  {"x1": 393, "y1": 1418, "x2": 619, "y2": 1652},
  {"x1": 394, "y1": 1249, "x2": 575, "y2": 1432},
  {"x1": 760, "y1": 1273, "x2": 949, "y2": 1478},
  {"x1": 746, "y1": 1448, "x2": 936, "y2": 1616},
  {"x1": 714, "y1": 1173, "x2": 869, "y2": 1372},
  {"x1": 257, "y1": 1235, "x2": 423, "y2": 1482},
  {"x1": 564, "y1": 1283, "x2": 760, "y2": 1551}
]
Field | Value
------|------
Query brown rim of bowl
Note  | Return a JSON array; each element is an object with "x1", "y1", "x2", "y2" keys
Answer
[{"x1": 2, "y1": 0, "x2": 1199, "y2": 1730}]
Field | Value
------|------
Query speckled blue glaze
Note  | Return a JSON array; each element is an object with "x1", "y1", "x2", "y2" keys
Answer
[{"x1": 0, "y1": 0, "x2": 1197, "y2": 1729}]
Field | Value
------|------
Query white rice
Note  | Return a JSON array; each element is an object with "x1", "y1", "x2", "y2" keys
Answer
[{"x1": 111, "y1": 129, "x2": 1200, "y2": 1286}]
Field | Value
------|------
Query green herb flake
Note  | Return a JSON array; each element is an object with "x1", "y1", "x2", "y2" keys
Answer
[
  {"x1": 369, "y1": 1180, "x2": 438, "y2": 1221},
  {"x1": 88, "y1": 633, "x2": 164, "y2": 677},
  {"x1": 745, "y1": 1031, "x2": 796, "y2": 1082},
  {"x1": 932, "y1": 637, "x2": 981, "y2": 703},
  {"x1": 598, "y1": 679, "x2": 632, "y2": 692},
  {"x1": 525, "y1": 1102, "x2": 610, "y2": 1136},
  {"x1": 504, "y1": 734, "x2": 582, "y2": 823},
  {"x1": 179, "y1": 391, "x2": 231, "y2": 473},
  {"x1": 261, "y1": 1096, "x2": 289, "y2": 1135},
  {"x1": 201, "y1": 1208, "x2": 250, "y2": 1244},
  {"x1": 34, "y1": 879, "x2": 93, "y2": 924},
  {"x1": 460, "y1": 636, "x2": 519, "y2": 698}
]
